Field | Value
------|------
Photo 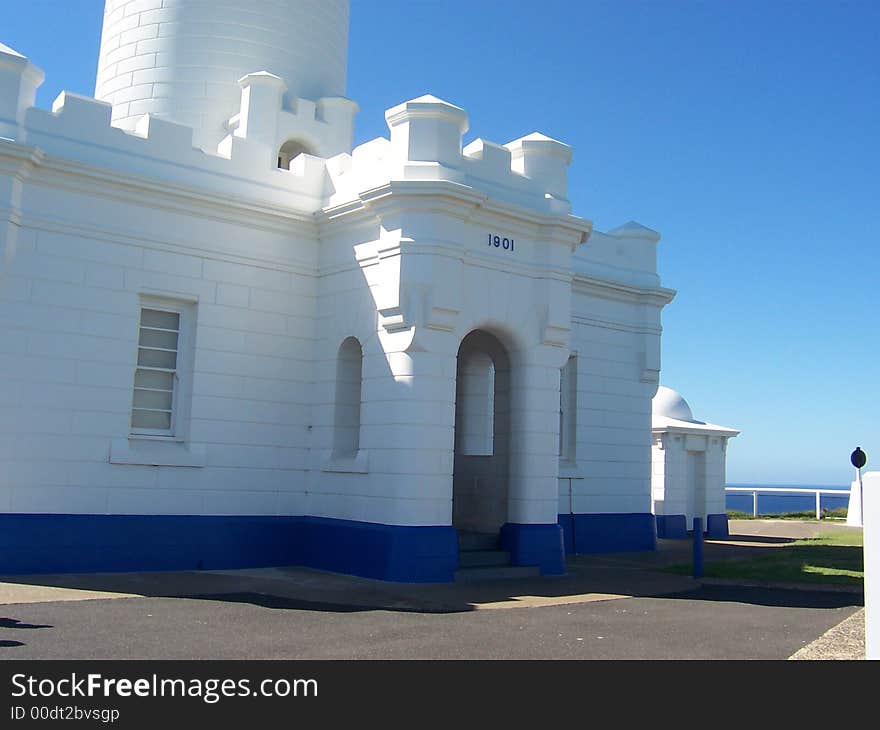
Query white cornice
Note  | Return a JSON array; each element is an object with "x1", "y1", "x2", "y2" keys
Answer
[
  {"x1": 0, "y1": 139, "x2": 319, "y2": 237},
  {"x1": 358, "y1": 180, "x2": 486, "y2": 221},
  {"x1": 19, "y1": 209, "x2": 319, "y2": 278},
  {"x1": 0, "y1": 140, "x2": 44, "y2": 178},
  {"x1": 319, "y1": 179, "x2": 592, "y2": 245},
  {"x1": 571, "y1": 313, "x2": 663, "y2": 336},
  {"x1": 573, "y1": 271, "x2": 676, "y2": 306},
  {"x1": 0, "y1": 139, "x2": 319, "y2": 277},
  {"x1": 329, "y1": 234, "x2": 574, "y2": 283},
  {"x1": 653, "y1": 425, "x2": 740, "y2": 438}
]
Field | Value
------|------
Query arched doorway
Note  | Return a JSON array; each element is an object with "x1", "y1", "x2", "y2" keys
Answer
[{"x1": 453, "y1": 330, "x2": 510, "y2": 535}]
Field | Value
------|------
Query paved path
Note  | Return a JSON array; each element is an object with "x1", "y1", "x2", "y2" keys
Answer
[{"x1": 0, "y1": 520, "x2": 865, "y2": 659}]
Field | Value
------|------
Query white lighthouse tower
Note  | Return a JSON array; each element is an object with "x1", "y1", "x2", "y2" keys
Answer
[{"x1": 94, "y1": 0, "x2": 354, "y2": 154}]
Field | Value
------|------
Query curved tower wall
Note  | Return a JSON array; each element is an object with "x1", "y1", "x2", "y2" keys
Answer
[{"x1": 94, "y1": 0, "x2": 349, "y2": 150}]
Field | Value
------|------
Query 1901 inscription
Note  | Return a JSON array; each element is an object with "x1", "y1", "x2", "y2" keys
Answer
[{"x1": 487, "y1": 234, "x2": 515, "y2": 251}]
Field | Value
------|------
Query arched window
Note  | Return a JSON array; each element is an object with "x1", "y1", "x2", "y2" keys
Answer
[
  {"x1": 333, "y1": 337, "x2": 362, "y2": 457},
  {"x1": 277, "y1": 139, "x2": 312, "y2": 170}
]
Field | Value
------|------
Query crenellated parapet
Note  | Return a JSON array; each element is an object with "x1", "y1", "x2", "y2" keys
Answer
[
  {"x1": 573, "y1": 220, "x2": 665, "y2": 289},
  {"x1": 504, "y1": 133, "x2": 572, "y2": 202},
  {"x1": 0, "y1": 43, "x2": 44, "y2": 141},
  {"x1": 2, "y1": 3, "x2": 362, "y2": 215},
  {"x1": 220, "y1": 71, "x2": 358, "y2": 167},
  {"x1": 386, "y1": 95, "x2": 469, "y2": 175},
  {"x1": 1, "y1": 45, "x2": 341, "y2": 214},
  {"x1": 3, "y1": 38, "x2": 661, "y2": 286},
  {"x1": 327, "y1": 94, "x2": 577, "y2": 216},
  {"x1": 5, "y1": 31, "x2": 582, "y2": 222},
  {"x1": 14, "y1": 90, "x2": 331, "y2": 211},
  {"x1": 94, "y1": 0, "x2": 351, "y2": 152}
]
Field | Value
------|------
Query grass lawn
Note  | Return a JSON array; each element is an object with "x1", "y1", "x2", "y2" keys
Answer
[{"x1": 664, "y1": 530, "x2": 864, "y2": 587}]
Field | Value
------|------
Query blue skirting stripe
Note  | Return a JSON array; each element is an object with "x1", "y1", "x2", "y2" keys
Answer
[
  {"x1": 0, "y1": 514, "x2": 459, "y2": 583},
  {"x1": 295, "y1": 517, "x2": 458, "y2": 582},
  {"x1": 706, "y1": 513, "x2": 729, "y2": 539},
  {"x1": 656, "y1": 514, "x2": 688, "y2": 539},
  {"x1": 558, "y1": 513, "x2": 657, "y2": 554},
  {"x1": 498, "y1": 523, "x2": 566, "y2": 575}
]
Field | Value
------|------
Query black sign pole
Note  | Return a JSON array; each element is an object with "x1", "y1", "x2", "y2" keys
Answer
[
  {"x1": 851, "y1": 447, "x2": 868, "y2": 525},
  {"x1": 859, "y1": 462, "x2": 864, "y2": 526}
]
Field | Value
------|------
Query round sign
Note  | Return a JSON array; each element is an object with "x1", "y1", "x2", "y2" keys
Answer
[{"x1": 851, "y1": 447, "x2": 867, "y2": 469}]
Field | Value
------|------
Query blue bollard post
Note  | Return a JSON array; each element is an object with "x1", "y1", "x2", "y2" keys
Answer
[{"x1": 693, "y1": 517, "x2": 704, "y2": 578}]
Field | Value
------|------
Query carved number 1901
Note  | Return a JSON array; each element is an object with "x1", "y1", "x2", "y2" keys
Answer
[{"x1": 488, "y1": 234, "x2": 515, "y2": 251}]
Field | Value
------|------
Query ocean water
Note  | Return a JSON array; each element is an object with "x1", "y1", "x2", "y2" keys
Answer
[{"x1": 725, "y1": 484, "x2": 851, "y2": 516}]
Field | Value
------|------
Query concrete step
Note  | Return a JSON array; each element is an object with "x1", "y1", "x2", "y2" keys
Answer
[
  {"x1": 458, "y1": 532, "x2": 499, "y2": 551},
  {"x1": 454, "y1": 565, "x2": 542, "y2": 582},
  {"x1": 458, "y1": 549, "x2": 512, "y2": 568}
]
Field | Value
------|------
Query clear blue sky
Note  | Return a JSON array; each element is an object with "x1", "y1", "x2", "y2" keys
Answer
[{"x1": 3, "y1": 1, "x2": 878, "y2": 486}]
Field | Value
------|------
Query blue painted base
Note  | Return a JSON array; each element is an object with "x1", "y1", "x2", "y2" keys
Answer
[
  {"x1": 0, "y1": 514, "x2": 459, "y2": 583},
  {"x1": 558, "y1": 513, "x2": 657, "y2": 554},
  {"x1": 706, "y1": 513, "x2": 729, "y2": 539},
  {"x1": 498, "y1": 523, "x2": 566, "y2": 575},
  {"x1": 656, "y1": 514, "x2": 688, "y2": 539},
  {"x1": 295, "y1": 517, "x2": 458, "y2": 582}
]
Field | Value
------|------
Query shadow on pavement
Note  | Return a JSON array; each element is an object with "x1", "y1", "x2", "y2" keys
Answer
[
  {"x1": 172, "y1": 592, "x2": 440, "y2": 614},
  {"x1": 0, "y1": 616, "x2": 52, "y2": 652},
  {"x1": 662, "y1": 584, "x2": 862, "y2": 610},
  {"x1": 711, "y1": 535, "x2": 795, "y2": 545},
  {"x1": 0, "y1": 617, "x2": 53, "y2": 629}
]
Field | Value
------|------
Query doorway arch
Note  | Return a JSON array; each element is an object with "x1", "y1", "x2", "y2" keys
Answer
[
  {"x1": 277, "y1": 139, "x2": 313, "y2": 170},
  {"x1": 452, "y1": 330, "x2": 511, "y2": 535}
]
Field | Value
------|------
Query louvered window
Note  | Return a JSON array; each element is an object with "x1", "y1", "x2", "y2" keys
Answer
[{"x1": 131, "y1": 307, "x2": 180, "y2": 435}]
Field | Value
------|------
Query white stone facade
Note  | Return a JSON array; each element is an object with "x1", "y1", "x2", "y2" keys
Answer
[{"x1": 0, "y1": 1, "x2": 675, "y2": 581}]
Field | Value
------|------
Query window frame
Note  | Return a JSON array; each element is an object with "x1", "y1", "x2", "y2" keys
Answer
[
  {"x1": 457, "y1": 351, "x2": 496, "y2": 457},
  {"x1": 332, "y1": 336, "x2": 364, "y2": 459},
  {"x1": 559, "y1": 354, "x2": 578, "y2": 463},
  {"x1": 129, "y1": 296, "x2": 195, "y2": 441}
]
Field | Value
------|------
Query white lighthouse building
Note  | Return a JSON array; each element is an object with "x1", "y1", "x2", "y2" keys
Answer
[{"x1": 0, "y1": 1, "x2": 676, "y2": 581}]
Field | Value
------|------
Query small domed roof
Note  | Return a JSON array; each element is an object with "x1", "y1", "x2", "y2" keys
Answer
[{"x1": 653, "y1": 386, "x2": 694, "y2": 422}]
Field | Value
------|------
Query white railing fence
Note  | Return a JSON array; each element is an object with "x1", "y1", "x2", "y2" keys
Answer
[{"x1": 725, "y1": 486, "x2": 851, "y2": 520}]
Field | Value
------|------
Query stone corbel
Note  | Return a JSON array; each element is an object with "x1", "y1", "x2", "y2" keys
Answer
[
  {"x1": 422, "y1": 281, "x2": 460, "y2": 333},
  {"x1": 355, "y1": 232, "x2": 412, "y2": 334},
  {"x1": 640, "y1": 367, "x2": 660, "y2": 384},
  {"x1": 541, "y1": 321, "x2": 570, "y2": 348},
  {"x1": 425, "y1": 305, "x2": 459, "y2": 332},
  {"x1": 378, "y1": 307, "x2": 409, "y2": 333},
  {"x1": 639, "y1": 340, "x2": 661, "y2": 383}
]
